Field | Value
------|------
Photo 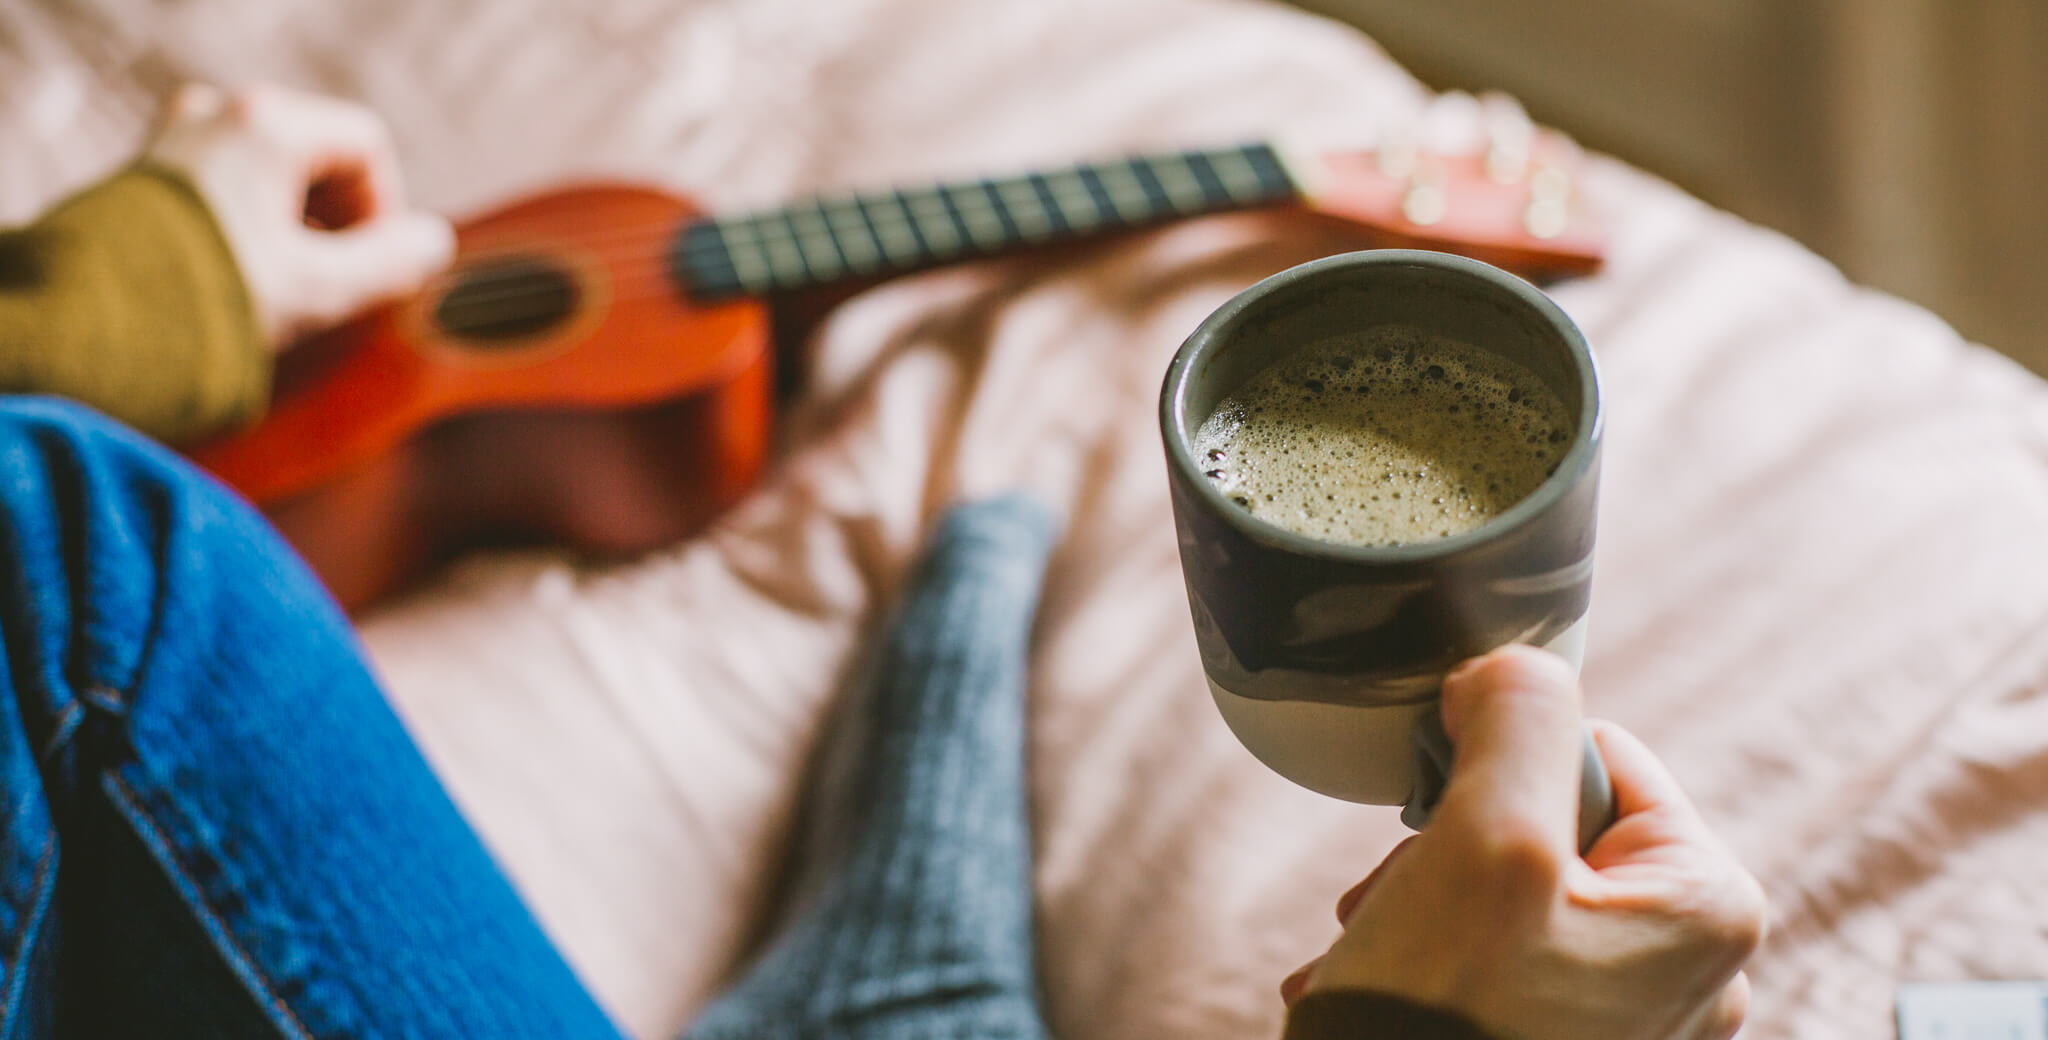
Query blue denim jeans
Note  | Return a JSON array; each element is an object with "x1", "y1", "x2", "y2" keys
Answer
[
  {"x1": 0, "y1": 398, "x2": 622, "y2": 1038},
  {"x1": 0, "y1": 398, "x2": 1055, "y2": 1040}
]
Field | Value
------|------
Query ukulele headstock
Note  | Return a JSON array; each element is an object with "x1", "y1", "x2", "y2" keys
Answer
[{"x1": 1277, "y1": 93, "x2": 1608, "y2": 280}]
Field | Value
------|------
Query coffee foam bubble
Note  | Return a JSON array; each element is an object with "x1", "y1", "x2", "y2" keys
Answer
[{"x1": 1193, "y1": 325, "x2": 1573, "y2": 547}]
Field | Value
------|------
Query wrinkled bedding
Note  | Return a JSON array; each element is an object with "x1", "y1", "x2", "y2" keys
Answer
[{"x1": 9, "y1": 1, "x2": 2048, "y2": 1037}]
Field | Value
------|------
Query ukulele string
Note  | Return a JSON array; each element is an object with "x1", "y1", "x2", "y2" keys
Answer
[
  {"x1": 409, "y1": 134, "x2": 1584, "y2": 309},
  {"x1": 411, "y1": 240, "x2": 995, "y2": 313},
  {"x1": 413, "y1": 219, "x2": 1013, "y2": 312},
  {"x1": 437, "y1": 189, "x2": 976, "y2": 264},
  {"x1": 414, "y1": 156, "x2": 1298, "y2": 312},
  {"x1": 408, "y1": 248, "x2": 830, "y2": 312},
  {"x1": 409, "y1": 224, "x2": 1134, "y2": 312},
  {"x1": 400, "y1": 143, "x2": 1583, "y2": 316},
  {"x1": 415, "y1": 186, "x2": 1172, "y2": 310},
  {"x1": 409, "y1": 228, "x2": 836, "y2": 308},
  {"x1": 416, "y1": 177, "x2": 1122, "y2": 306}
]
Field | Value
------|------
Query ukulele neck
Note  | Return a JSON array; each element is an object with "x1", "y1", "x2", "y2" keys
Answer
[{"x1": 673, "y1": 143, "x2": 1301, "y2": 300}]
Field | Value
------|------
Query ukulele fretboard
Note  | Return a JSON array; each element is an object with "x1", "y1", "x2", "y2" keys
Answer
[{"x1": 673, "y1": 143, "x2": 1298, "y2": 300}]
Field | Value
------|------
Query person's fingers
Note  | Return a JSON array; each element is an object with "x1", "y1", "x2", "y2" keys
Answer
[
  {"x1": 1579, "y1": 719, "x2": 1725, "y2": 870},
  {"x1": 1432, "y1": 645, "x2": 1585, "y2": 870},
  {"x1": 297, "y1": 211, "x2": 455, "y2": 324},
  {"x1": 1335, "y1": 836, "x2": 1418, "y2": 924},
  {"x1": 1673, "y1": 971, "x2": 1750, "y2": 1040},
  {"x1": 1711, "y1": 972, "x2": 1752, "y2": 1040},
  {"x1": 240, "y1": 85, "x2": 406, "y2": 214},
  {"x1": 169, "y1": 82, "x2": 229, "y2": 122},
  {"x1": 239, "y1": 85, "x2": 388, "y2": 157},
  {"x1": 1584, "y1": 720, "x2": 1704, "y2": 829},
  {"x1": 1579, "y1": 721, "x2": 1770, "y2": 972}
]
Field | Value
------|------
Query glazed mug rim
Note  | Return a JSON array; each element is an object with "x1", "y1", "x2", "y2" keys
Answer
[{"x1": 1159, "y1": 248, "x2": 1603, "y2": 564}]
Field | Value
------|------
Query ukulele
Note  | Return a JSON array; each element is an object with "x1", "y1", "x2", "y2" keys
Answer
[{"x1": 186, "y1": 132, "x2": 1604, "y2": 611}]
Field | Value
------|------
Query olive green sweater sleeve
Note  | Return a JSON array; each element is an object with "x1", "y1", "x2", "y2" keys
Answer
[
  {"x1": 1283, "y1": 989, "x2": 1495, "y2": 1040},
  {"x1": 0, "y1": 163, "x2": 267, "y2": 443}
]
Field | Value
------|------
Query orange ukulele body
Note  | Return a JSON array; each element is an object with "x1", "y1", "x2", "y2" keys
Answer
[{"x1": 188, "y1": 186, "x2": 773, "y2": 611}]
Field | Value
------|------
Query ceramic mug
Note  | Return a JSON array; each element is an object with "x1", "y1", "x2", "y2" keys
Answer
[{"x1": 1159, "y1": 249, "x2": 1613, "y2": 848}]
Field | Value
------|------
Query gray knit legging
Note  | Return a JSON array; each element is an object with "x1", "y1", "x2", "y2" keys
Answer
[{"x1": 683, "y1": 497, "x2": 1058, "y2": 1040}]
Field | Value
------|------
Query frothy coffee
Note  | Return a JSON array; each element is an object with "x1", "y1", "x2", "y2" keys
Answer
[{"x1": 1193, "y1": 325, "x2": 1573, "y2": 546}]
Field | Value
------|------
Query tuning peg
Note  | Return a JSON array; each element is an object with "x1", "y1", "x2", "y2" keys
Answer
[
  {"x1": 1376, "y1": 125, "x2": 1417, "y2": 179},
  {"x1": 1524, "y1": 164, "x2": 1573, "y2": 239},
  {"x1": 1402, "y1": 159, "x2": 1450, "y2": 227},
  {"x1": 1417, "y1": 91, "x2": 1486, "y2": 157},
  {"x1": 1480, "y1": 93, "x2": 1535, "y2": 184}
]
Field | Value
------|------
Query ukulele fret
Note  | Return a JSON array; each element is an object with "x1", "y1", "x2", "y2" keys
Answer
[
  {"x1": 821, "y1": 199, "x2": 882, "y2": 273},
  {"x1": 1179, "y1": 150, "x2": 1234, "y2": 208},
  {"x1": 787, "y1": 204, "x2": 846, "y2": 281},
  {"x1": 756, "y1": 213, "x2": 809, "y2": 287},
  {"x1": 1206, "y1": 143, "x2": 1294, "y2": 205},
  {"x1": 716, "y1": 222, "x2": 768, "y2": 293},
  {"x1": 1151, "y1": 153, "x2": 1210, "y2": 212},
  {"x1": 862, "y1": 191, "x2": 926, "y2": 262},
  {"x1": 1097, "y1": 158, "x2": 1163, "y2": 221},
  {"x1": 673, "y1": 142, "x2": 1301, "y2": 300},
  {"x1": 945, "y1": 182, "x2": 1011, "y2": 249},
  {"x1": 1076, "y1": 163, "x2": 1136, "y2": 222},
  {"x1": 1039, "y1": 169, "x2": 1104, "y2": 231},
  {"x1": 995, "y1": 176, "x2": 1056, "y2": 240},
  {"x1": 907, "y1": 188, "x2": 965, "y2": 259}
]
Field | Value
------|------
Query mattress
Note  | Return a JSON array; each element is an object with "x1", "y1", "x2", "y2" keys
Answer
[{"x1": 7, "y1": 1, "x2": 2048, "y2": 1037}]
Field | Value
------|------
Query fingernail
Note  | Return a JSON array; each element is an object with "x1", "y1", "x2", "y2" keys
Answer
[{"x1": 1442, "y1": 654, "x2": 1485, "y2": 690}]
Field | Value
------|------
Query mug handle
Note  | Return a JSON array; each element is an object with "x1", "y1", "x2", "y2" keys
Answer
[{"x1": 1401, "y1": 707, "x2": 1617, "y2": 855}]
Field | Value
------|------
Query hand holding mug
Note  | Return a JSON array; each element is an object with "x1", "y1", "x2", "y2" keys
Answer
[{"x1": 1283, "y1": 646, "x2": 1767, "y2": 1040}]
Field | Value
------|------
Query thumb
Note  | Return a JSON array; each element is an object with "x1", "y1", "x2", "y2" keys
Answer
[
  {"x1": 300, "y1": 210, "x2": 455, "y2": 323},
  {"x1": 1431, "y1": 645, "x2": 1585, "y2": 863}
]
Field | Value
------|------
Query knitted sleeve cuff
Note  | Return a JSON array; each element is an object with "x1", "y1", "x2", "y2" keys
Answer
[{"x1": 0, "y1": 164, "x2": 267, "y2": 442}]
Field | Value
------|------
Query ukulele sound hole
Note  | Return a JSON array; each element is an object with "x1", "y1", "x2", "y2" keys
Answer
[{"x1": 433, "y1": 258, "x2": 580, "y2": 345}]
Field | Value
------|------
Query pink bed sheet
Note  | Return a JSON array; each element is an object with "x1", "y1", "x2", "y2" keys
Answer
[{"x1": 8, "y1": 0, "x2": 2048, "y2": 1037}]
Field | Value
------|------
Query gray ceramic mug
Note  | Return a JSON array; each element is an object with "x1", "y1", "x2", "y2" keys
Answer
[{"x1": 1159, "y1": 249, "x2": 1614, "y2": 849}]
